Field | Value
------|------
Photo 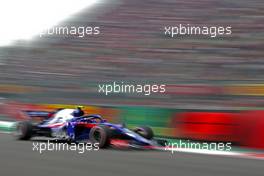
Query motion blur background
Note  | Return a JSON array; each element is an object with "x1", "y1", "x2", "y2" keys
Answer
[
  {"x1": 0, "y1": 1, "x2": 264, "y2": 175},
  {"x1": 0, "y1": 0, "x2": 263, "y2": 109},
  {"x1": 1, "y1": 0, "x2": 264, "y2": 150}
]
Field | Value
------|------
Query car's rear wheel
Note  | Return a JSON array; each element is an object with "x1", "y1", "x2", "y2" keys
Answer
[
  {"x1": 89, "y1": 125, "x2": 111, "y2": 148},
  {"x1": 15, "y1": 121, "x2": 33, "y2": 140},
  {"x1": 133, "y1": 126, "x2": 154, "y2": 140}
]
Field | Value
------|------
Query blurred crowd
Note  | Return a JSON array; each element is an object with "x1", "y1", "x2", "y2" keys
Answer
[{"x1": 1, "y1": 0, "x2": 264, "y2": 109}]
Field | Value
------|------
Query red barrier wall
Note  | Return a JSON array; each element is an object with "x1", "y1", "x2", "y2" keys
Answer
[
  {"x1": 238, "y1": 111, "x2": 264, "y2": 149},
  {"x1": 172, "y1": 111, "x2": 264, "y2": 149},
  {"x1": 173, "y1": 112, "x2": 240, "y2": 142}
]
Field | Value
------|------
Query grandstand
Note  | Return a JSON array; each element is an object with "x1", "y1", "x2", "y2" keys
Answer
[{"x1": 0, "y1": 0, "x2": 264, "y2": 109}]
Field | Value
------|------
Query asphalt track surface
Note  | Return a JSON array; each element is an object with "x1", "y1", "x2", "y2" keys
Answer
[{"x1": 0, "y1": 133, "x2": 263, "y2": 176}]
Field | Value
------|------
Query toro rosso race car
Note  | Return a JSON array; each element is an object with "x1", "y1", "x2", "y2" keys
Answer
[{"x1": 15, "y1": 107, "x2": 165, "y2": 149}]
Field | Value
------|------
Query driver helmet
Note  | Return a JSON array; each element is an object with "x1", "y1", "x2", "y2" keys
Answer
[{"x1": 73, "y1": 106, "x2": 84, "y2": 117}]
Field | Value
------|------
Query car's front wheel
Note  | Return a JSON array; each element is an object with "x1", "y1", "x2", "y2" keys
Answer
[{"x1": 133, "y1": 126, "x2": 154, "y2": 140}]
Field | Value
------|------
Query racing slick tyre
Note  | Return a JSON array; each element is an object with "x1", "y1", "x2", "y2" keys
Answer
[
  {"x1": 89, "y1": 125, "x2": 111, "y2": 148},
  {"x1": 133, "y1": 126, "x2": 154, "y2": 140},
  {"x1": 15, "y1": 121, "x2": 34, "y2": 140}
]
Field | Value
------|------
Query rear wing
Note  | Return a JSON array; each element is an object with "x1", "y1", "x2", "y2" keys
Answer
[
  {"x1": 23, "y1": 111, "x2": 52, "y2": 119},
  {"x1": 23, "y1": 108, "x2": 64, "y2": 120}
]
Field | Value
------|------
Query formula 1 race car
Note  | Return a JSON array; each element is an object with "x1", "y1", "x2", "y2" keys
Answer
[{"x1": 15, "y1": 107, "x2": 165, "y2": 149}]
